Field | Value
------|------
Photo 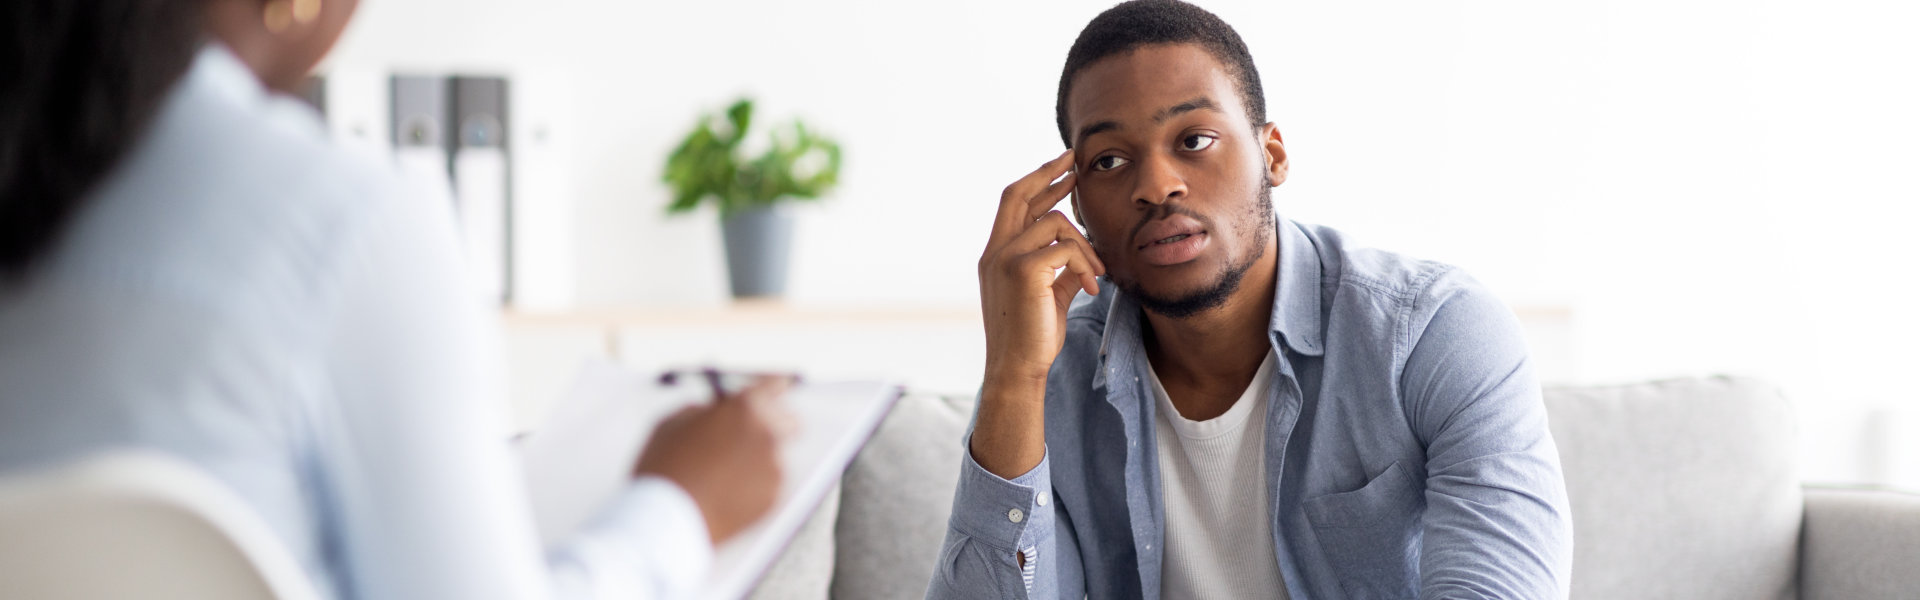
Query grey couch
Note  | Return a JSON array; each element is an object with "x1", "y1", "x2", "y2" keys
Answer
[{"x1": 748, "y1": 376, "x2": 1920, "y2": 599}]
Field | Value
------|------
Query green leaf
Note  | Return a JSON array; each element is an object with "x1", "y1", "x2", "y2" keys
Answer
[{"x1": 662, "y1": 97, "x2": 842, "y2": 217}]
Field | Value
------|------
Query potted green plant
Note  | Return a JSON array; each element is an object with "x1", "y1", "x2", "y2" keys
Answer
[{"x1": 663, "y1": 98, "x2": 842, "y2": 298}]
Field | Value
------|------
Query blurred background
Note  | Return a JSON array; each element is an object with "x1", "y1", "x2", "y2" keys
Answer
[{"x1": 310, "y1": 0, "x2": 1919, "y2": 488}]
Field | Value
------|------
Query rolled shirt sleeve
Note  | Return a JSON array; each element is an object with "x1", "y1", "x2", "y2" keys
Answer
[
  {"x1": 1402, "y1": 270, "x2": 1575, "y2": 599},
  {"x1": 927, "y1": 436, "x2": 1056, "y2": 599}
]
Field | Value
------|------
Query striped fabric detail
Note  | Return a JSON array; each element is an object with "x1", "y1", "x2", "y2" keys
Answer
[{"x1": 1020, "y1": 546, "x2": 1037, "y2": 593}]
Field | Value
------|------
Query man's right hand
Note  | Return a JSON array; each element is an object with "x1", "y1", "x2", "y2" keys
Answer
[
  {"x1": 972, "y1": 149, "x2": 1106, "y2": 479},
  {"x1": 633, "y1": 376, "x2": 793, "y2": 546}
]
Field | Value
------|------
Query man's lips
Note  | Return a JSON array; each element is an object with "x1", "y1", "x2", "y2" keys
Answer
[
  {"x1": 1142, "y1": 233, "x2": 1197, "y2": 247},
  {"x1": 1133, "y1": 215, "x2": 1205, "y2": 249},
  {"x1": 1133, "y1": 215, "x2": 1209, "y2": 266}
]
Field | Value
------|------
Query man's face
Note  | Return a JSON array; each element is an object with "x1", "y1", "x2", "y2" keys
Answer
[{"x1": 1066, "y1": 43, "x2": 1287, "y2": 318}]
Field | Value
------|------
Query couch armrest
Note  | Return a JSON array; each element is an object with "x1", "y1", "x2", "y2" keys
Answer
[{"x1": 1800, "y1": 486, "x2": 1920, "y2": 600}]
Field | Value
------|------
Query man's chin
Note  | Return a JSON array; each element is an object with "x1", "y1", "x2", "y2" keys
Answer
[
  {"x1": 1117, "y1": 252, "x2": 1260, "y2": 319},
  {"x1": 1122, "y1": 278, "x2": 1236, "y2": 320}
]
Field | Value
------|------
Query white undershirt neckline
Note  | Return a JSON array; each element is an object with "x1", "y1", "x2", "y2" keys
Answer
[
  {"x1": 1150, "y1": 348, "x2": 1290, "y2": 600},
  {"x1": 1156, "y1": 354, "x2": 1269, "y2": 441}
]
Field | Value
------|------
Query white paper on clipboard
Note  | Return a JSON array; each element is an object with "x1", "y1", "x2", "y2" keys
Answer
[{"x1": 516, "y1": 359, "x2": 901, "y2": 599}]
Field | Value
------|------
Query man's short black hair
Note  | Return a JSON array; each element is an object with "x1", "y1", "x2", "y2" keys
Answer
[{"x1": 1055, "y1": 0, "x2": 1267, "y2": 147}]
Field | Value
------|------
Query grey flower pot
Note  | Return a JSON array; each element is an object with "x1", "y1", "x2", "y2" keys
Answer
[{"x1": 720, "y1": 205, "x2": 793, "y2": 298}]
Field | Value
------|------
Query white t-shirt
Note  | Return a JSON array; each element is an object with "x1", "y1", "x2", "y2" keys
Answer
[{"x1": 1150, "y1": 349, "x2": 1290, "y2": 599}]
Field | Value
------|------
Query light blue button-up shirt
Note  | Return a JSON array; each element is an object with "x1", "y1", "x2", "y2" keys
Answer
[
  {"x1": 0, "y1": 44, "x2": 710, "y2": 600},
  {"x1": 930, "y1": 216, "x2": 1573, "y2": 599}
]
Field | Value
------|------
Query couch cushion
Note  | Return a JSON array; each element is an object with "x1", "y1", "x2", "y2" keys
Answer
[
  {"x1": 748, "y1": 483, "x2": 839, "y2": 600},
  {"x1": 1545, "y1": 376, "x2": 1802, "y2": 600},
  {"x1": 830, "y1": 394, "x2": 972, "y2": 600},
  {"x1": 830, "y1": 378, "x2": 1805, "y2": 599}
]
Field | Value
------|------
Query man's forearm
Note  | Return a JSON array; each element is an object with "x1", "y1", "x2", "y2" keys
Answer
[{"x1": 968, "y1": 370, "x2": 1049, "y2": 479}]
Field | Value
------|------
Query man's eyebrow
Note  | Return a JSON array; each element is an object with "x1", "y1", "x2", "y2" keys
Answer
[
  {"x1": 1155, "y1": 96, "x2": 1221, "y2": 123},
  {"x1": 1075, "y1": 120, "x2": 1120, "y2": 149},
  {"x1": 1073, "y1": 97, "x2": 1224, "y2": 148}
]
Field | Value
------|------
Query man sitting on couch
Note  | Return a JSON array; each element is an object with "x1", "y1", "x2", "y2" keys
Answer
[{"x1": 928, "y1": 1, "x2": 1573, "y2": 598}]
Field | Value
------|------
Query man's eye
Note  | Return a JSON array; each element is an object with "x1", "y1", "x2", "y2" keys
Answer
[
  {"x1": 1092, "y1": 155, "x2": 1130, "y2": 171},
  {"x1": 1178, "y1": 134, "x2": 1217, "y2": 152}
]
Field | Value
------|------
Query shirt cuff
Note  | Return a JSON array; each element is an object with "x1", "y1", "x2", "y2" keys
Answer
[
  {"x1": 949, "y1": 433, "x2": 1054, "y2": 552},
  {"x1": 556, "y1": 475, "x2": 713, "y2": 598}
]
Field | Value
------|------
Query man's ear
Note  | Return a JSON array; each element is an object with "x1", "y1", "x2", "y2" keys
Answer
[{"x1": 1260, "y1": 123, "x2": 1288, "y2": 187}]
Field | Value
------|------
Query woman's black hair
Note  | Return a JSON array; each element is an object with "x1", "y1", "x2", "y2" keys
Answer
[{"x1": 0, "y1": 0, "x2": 205, "y2": 277}]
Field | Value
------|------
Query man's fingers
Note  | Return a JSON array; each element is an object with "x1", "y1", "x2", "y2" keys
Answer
[
  {"x1": 1023, "y1": 170, "x2": 1077, "y2": 224},
  {"x1": 1015, "y1": 244, "x2": 1102, "y2": 318},
  {"x1": 990, "y1": 150, "x2": 1075, "y2": 245},
  {"x1": 1013, "y1": 239, "x2": 1103, "y2": 295},
  {"x1": 1001, "y1": 212, "x2": 1106, "y2": 275},
  {"x1": 1050, "y1": 268, "x2": 1096, "y2": 311}
]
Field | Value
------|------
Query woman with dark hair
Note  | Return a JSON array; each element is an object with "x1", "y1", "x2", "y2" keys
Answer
[{"x1": 0, "y1": 2, "x2": 787, "y2": 598}]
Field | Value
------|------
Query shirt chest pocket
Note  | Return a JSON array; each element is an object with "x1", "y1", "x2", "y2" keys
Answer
[{"x1": 1302, "y1": 461, "x2": 1425, "y2": 599}]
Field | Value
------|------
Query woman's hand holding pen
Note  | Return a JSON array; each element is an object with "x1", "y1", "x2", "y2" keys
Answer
[{"x1": 632, "y1": 375, "x2": 795, "y2": 546}]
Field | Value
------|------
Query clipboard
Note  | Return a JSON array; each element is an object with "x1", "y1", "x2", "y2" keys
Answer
[{"x1": 516, "y1": 359, "x2": 901, "y2": 599}]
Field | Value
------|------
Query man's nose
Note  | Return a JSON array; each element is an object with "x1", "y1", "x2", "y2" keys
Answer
[{"x1": 1132, "y1": 153, "x2": 1186, "y2": 207}]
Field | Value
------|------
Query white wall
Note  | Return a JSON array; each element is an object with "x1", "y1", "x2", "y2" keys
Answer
[{"x1": 325, "y1": 0, "x2": 1920, "y2": 485}]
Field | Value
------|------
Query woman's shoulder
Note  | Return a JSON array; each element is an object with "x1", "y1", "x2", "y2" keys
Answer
[{"x1": 47, "y1": 56, "x2": 450, "y2": 322}]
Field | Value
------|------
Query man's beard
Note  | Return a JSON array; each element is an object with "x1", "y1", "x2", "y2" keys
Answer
[{"x1": 1113, "y1": 184, "x2": 1274, "y2": 320}]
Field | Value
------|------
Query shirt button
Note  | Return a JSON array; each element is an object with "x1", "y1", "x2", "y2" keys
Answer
[
  {"x1": 1008, "y1": 508, "x2": 1025, "y2": 523},
  {"x1": 1036, "y1": 493, "x2": 1049, "y2": 507}
]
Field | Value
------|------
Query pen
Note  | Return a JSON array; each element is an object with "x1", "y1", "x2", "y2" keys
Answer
[
  {"x1": 702, "y1": 368, "x2": 727, "y2": 399},
  {"x1": 656, "y1": 367, "x2": 803, "y2": 399}
]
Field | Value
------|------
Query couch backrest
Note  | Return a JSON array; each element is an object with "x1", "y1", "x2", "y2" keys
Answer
[
  {"x1": 826, "y1": 377, "x2": 1807, "y2": 600},
  {"x1": 1545, "y1": 376, "x2": 1802, "y2": 600},
  {"x1": 830, "y1": 394, "x2": 973, "y2": 600}
]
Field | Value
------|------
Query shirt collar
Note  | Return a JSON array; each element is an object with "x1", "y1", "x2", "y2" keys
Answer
[
  {"x1": 1094, "y1": 281, "x2": 1143, "y2": 392},
  {"x1": 189, "y1": 42, "x2": 272, "y2": 108},
  {"x1": 180, "y1": 42, "x2": 328, "y2": 139},
  {"x1": 1271, "y1": 215, "x2": 1326, "y2": 357}
]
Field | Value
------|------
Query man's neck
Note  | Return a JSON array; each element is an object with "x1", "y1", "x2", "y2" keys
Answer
[{"x1": 1143, "y1": 239, "x2": 1279, "y2": 422}]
